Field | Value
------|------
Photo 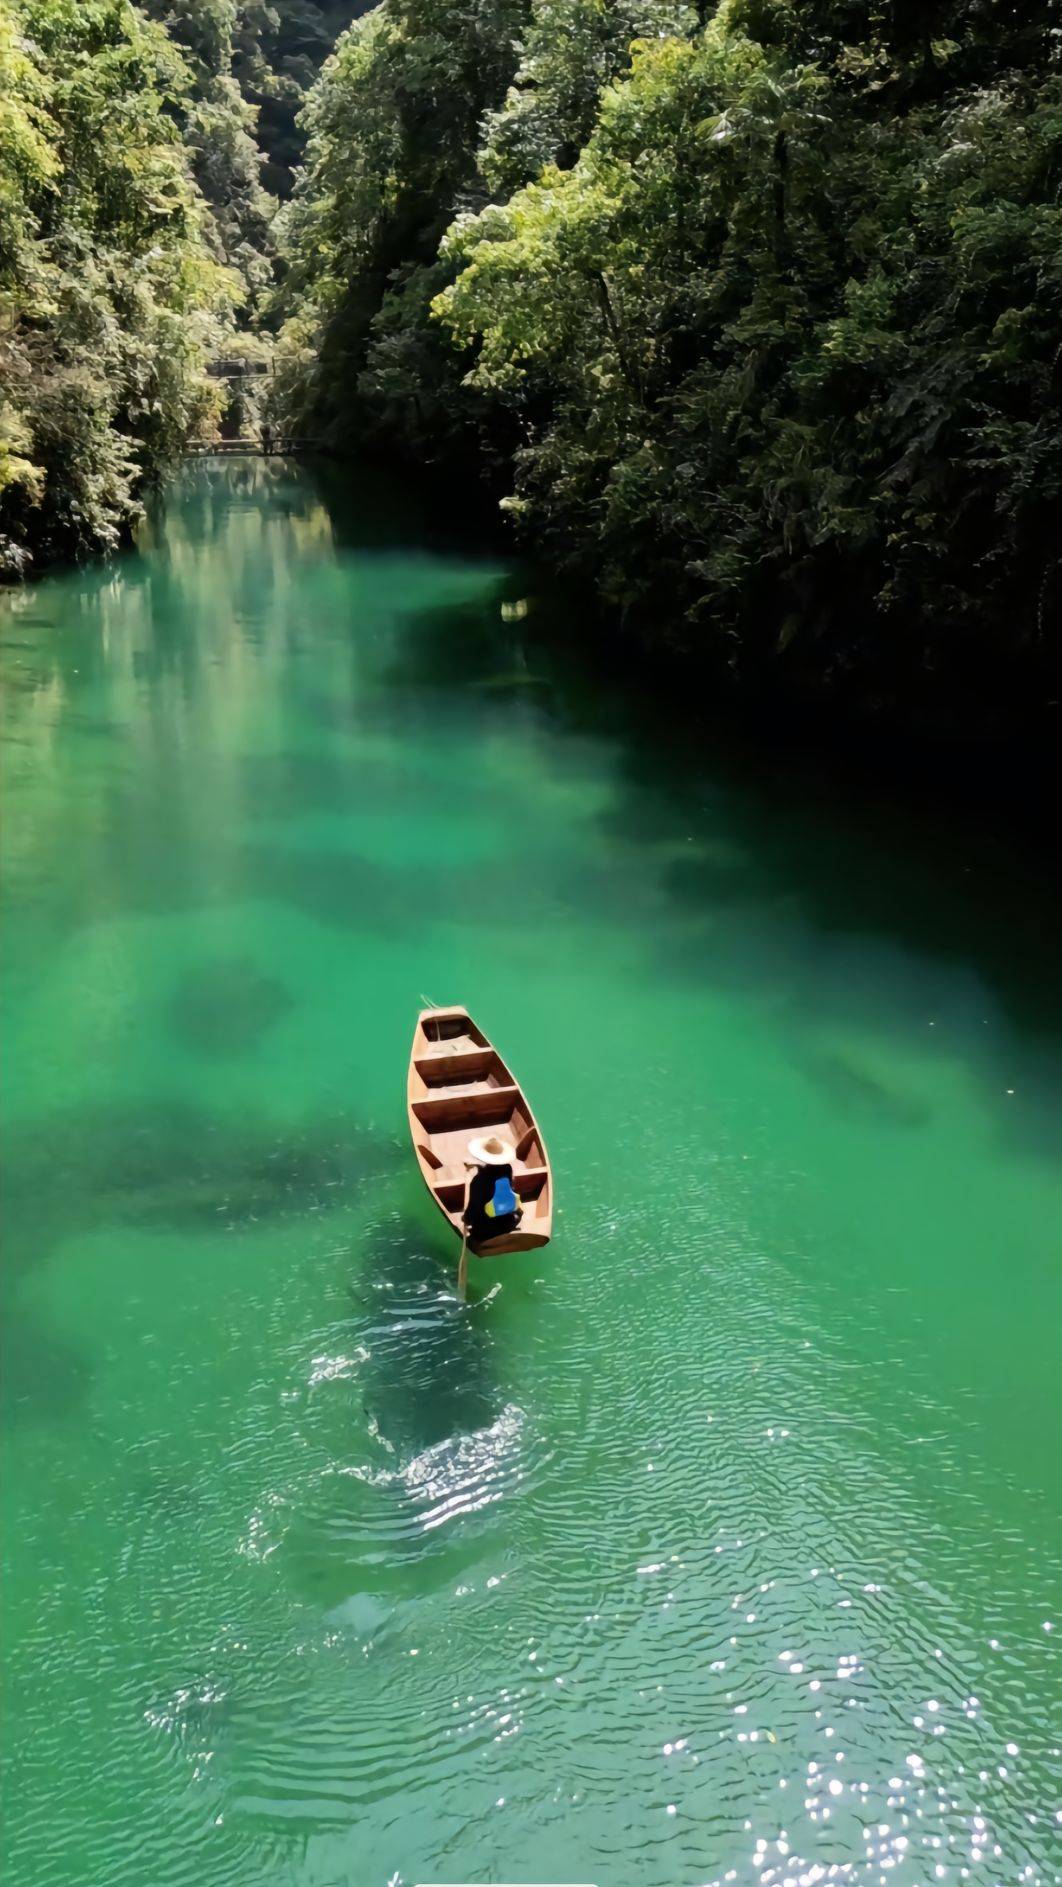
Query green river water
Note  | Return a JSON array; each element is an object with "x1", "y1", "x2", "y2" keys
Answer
[{"x1": 1, "y1": 459, "x2": 1060, "y2": 1887}]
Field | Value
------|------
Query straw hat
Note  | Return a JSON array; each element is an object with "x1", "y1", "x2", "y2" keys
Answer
[{"x1": 467, "y1": 1133, "x2": 512, "y2": 1166}]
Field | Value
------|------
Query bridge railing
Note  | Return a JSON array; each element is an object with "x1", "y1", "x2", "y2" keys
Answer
[
  {"x1": 185, "y1": 438, "x2": 320, "y2": 456},
  {"x1": 207, "y1": 360, "x2": 271, "y2": 378}
]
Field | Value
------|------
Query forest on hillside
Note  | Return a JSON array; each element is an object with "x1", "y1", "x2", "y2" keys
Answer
[
  {"x1": 0, "y1": 0, "x2": 362, "y2": 576},
  {"x1": 1, "y1": 0, "x2": 1059, "y2": 732}
]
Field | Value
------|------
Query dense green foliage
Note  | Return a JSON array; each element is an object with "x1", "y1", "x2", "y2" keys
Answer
[
  {"x1": 0, "y1": 0, "x2": 363, "y2": 576},
  {"x1": 273, "y1": 0, "x2": 528, "y2": 450},
  {"x1": 232, "y1": 2, "x2": 369, "y2": 198},
  {"x1": 143, "y1": 2, "x2": 366, "y2": 228},
  {"x1": 141, "y1": 0, "x2": 276, "y2": 304},
  {"x1": 274, "y1": 0, "x2": 695, "y2": 459},
  {"x1": 275, "y1": 0, "x2": 1062, "y2": 718},
  {"x1": 0, "y1": 0, "x2": 233, "y2": 576}
]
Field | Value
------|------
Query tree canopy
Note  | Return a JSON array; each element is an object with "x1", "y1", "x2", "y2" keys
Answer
[
  {"x1": 0, "y1": 0, "x2": 363, "y2": 576},
  {"x1": 0, "y1": 0, "x2": 234, "y2": 576},
  {"x1": 272, "y1": 0, "x2": 1062, "y2": 720}
]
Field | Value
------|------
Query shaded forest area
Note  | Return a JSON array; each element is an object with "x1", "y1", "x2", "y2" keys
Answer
[
  {"x1": 271, "y1": 0, "x2": 1061, "y2": 733},
  {"x1": 2, "y1": 1, "x2": 1060, "y2": 740},
  {"x1": 0, "y1": 0, "x2": 363, "y2": 575}
]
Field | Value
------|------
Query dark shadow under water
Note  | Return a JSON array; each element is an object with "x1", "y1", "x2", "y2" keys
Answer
[
  {"x1": 379, "y1": 575, "x2": 1062, "y2": 1128},
  {"x1": 0, "y1": 1098, "x2": 402, "y2": 1424}
]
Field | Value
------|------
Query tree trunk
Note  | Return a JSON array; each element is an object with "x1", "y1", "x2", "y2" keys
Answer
[
  {"x1": 594, "y1": 271, "x2": 639, "y2": 397},
  {"x1": 773, "y1": 127, "x2": 788, "y2": 262}
]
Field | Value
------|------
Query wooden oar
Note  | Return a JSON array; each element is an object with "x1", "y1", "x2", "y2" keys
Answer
[{"x1": 457, "y1": 1170, "x2": 471, "y2": 1299}]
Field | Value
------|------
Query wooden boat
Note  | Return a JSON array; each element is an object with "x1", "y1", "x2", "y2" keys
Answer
[{"x1": 407, "y1": 1005, "x2": 552, "y2": 1255}]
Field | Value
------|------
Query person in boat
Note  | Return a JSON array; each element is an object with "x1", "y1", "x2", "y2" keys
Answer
[{"x1": 463, "y1": 1134, "x2": 522, "y2": 1245}]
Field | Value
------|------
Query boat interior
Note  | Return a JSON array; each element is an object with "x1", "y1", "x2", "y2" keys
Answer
[{"x1": 409, "y1": 1010, "x2": 549, "y2": 1224}]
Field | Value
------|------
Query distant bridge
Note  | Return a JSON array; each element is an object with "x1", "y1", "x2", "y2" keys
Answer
[
  {"x1": 206, "y1": 359, "x2": 270, "y2": 378},
  {"x1": 185, "y1": 437, "x2": 320, "y2": 457}
]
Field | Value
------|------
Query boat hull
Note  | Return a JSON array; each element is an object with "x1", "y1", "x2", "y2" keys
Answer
[{"x1": 407, "y1": 1005, "x2": 553, "y2": 1257}]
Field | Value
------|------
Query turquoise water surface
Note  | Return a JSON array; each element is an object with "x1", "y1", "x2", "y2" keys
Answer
[{"x1": 2, "y1": 460, "x2": 1060, "y2": 1887}]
